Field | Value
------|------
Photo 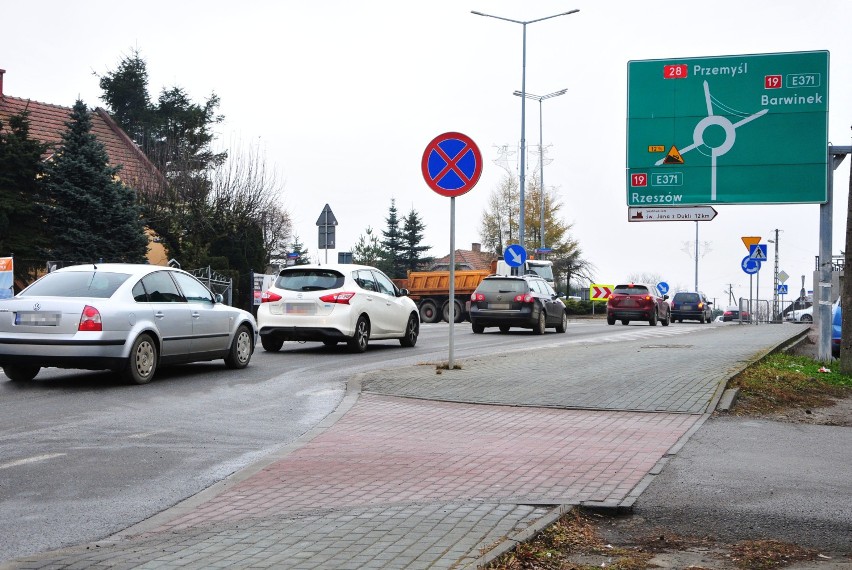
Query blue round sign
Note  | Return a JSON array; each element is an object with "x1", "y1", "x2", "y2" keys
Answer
[
  {"x1": 657, "y1": 281, "x2": 669, "y2": 296},
  {"x1": 503, "y1": 244, "x2": 528, "y2": 268},
  {"x1": 421, "y1": 132, "x2": 483, "y2": 198},
  {"x1": 741, "y1": 255, "x2": 761, "y2": 275}
]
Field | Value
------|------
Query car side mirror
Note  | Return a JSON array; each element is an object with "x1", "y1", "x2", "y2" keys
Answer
[
  {"x1": 213, "y1": 293, "x2": 223, "y2": 304},
  {"x1": 399, "y1": 288, "x2": 410, "y2": 297},
  {"x1": 663, "y1": 294, "x2": 669, "y2": 300}
]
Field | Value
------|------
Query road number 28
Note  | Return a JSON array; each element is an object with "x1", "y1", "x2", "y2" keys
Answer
[{"x1": 663, "y1": 64, "x2": 688, "y2": 79}]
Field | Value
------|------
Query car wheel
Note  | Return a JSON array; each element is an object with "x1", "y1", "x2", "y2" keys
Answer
[
  {"x1": 419, "y1": 300, "x2": 439, "y2": 324},
  {"x1": 699, "y1": 314, "x2": 706, "y2": 324},
  {"x1": 534, "y1": 311, "x2": 546, "y2": 335},
  {"x1": 499, "y1": 325, "x2": 511, "y2": 333},
  {"x1": 621, "y1": 319, "x2": 629, "y2": 325},
  {"x1": 661, "y1": 310, "x2": 670, "y2": 326},
  {"x1": 556, "y1": 311, "x2": 568, "y2": 333},
  {"x1": 649, "y1": 310, "x2": 658, "y2": 326},
  {"x1": 3, "y1": 365, "x2": 40, "y2": 382},
  {"x1": 261, "y1": 335, "x2": 284, "y2": 352},
  {"x1": 399, "y1": 314, "x2": 419, "y2": 347},
  {"x1": 801, "y1": 314, "x2": 813, "y2": 323},
  {"x1": 224, "y1": 324, "x2": 253, "y2": 369},
  {"x1": 607, "y1": 314, "x2": 616, "y2": 325},
  {"x1": 348, "y1": 315, "x2": 370, "y2": 353},
  {"x1": 123, "y1": 333, "x2": 157, "y2": 385},
  {"x1": 471, "y1": 321, "x2": 485, "y2": 334}
]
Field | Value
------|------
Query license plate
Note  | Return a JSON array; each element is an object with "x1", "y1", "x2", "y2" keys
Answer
[
  {"x1": 488, "y1": 303, "x2": 510, "y2": 310},
  {"x1": 621, "y1": 299, "x2": 636, "y2": 307},
  {"x1": 285, "y1": 303, "x2": 315, "y2": 315},
  {"x1": 15, "y1": 312, "x2": 60, "y2": 326},
  {"x1": 682, "y1": 304, "x2": 693, "y2": 310}
]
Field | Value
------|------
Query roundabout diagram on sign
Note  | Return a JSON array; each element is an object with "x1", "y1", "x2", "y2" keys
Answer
[{"x1": 654, "y1": 80, "x2": 768, "y2": 201}]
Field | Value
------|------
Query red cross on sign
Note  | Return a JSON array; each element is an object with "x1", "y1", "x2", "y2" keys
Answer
[{"x1": 590, "y1": 284, "x2": 614, "y2": 301}]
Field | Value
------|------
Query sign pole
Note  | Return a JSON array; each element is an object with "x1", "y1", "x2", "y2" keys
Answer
[
  {"x1": 756, "y1": 266, "x2": 760, "y2": 325},
  {"x1": 694, "y1": 221, "x2": 699, "y2": 291},
  {"x1": 449, "y1": 197, "x2": 456, "y2": 368},
  {"x1": 749, "y1": 274, "x2": 753, "y2": 324}
]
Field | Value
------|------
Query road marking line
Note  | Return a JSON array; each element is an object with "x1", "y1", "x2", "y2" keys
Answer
[{"x1": 0, "y1": 453, "x2": 66, "y2": 470}]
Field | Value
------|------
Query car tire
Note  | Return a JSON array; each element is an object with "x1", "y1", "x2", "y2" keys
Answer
[
  {"x1": 801, "y1": 314, "x2": 813, "y2": 323},
  {"x1": 534, "y1": 311, "x2": 546, "y2": 335},
  {"x1": 348, "y1": 316, "x2": 370, "y2": 353},
  {"x1": 123, "y1": 333, "x2": 157, "y2": 385},
  {"x1": 499, "y1": 325, "x2": 511, "y2": 333},
  {"x1": 224, "y1": 324, "x2": 253, "y2": 369},
  {"x1": 649, "y1": 311, "x2": 658, "y2": 326},
  {"x1": 399, "y1": 314, "x2": 419, "y2": 347},
  {"x1": 621, "y1": 319, "x2": 629, "y2": 325},
  {"x1": 699, "y1": 314, "x2": 706, "y2": 324},
  {"x1": 3, "y1": 365, "x2": 40, "y2": 382},
  {"x1": 471, "y1": 321, "x2": 485, "y2": 334},
  {"x1": 442, "y1": 300, "x2": 464, "y2": 323},
  {"x1": 556, "y1": 311, "x2": 568, "y2": 333},
  {"x1": 661, "y1": 310, "x2": 670, "y2": 326},
  {"x1": 261, "y1": 335, "x2": 284, "y2": 352},
  {"x1": 419, "y1": 300, "x2": 439, "y2": 324},
  {"x1": 607, "y1": 314, "x2": 616, "y2": 325}
]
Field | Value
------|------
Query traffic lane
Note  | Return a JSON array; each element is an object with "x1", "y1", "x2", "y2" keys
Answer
[
  {"x1": 0, "y1": 359, "x2": 344, "y2": 562},
  {"x1": 633, "y1": 416, "x2": 852, "y2": 554}
]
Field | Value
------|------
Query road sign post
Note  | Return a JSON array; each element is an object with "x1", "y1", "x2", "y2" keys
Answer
[
  {"x1": 627, "y1": 51, "x2": 829, "y2": 206},
  {"x1": 316, "y1": 204, "x2": 338, "y2": 264},
  {"x1": 422, "y1": 132, "x2": 483, "y2": 369}
]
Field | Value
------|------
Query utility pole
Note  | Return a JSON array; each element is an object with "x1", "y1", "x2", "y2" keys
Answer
[{"x1": 772, "y1": 228, "x2": 780, "y2": 322}]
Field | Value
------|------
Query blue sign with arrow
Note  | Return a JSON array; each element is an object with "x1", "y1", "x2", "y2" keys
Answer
[
  {"x1": 741, "y1": 255, "x2": 761, "y2": 275},
  {"x1": 657, "y1": 281, "x2": 669, "y2": 296},
  {"x1": 503, "y1": 244, "x2": 528, "y2": 268}
]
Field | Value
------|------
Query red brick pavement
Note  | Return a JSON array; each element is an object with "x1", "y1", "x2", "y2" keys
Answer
[{"x1": 152, "y1": 394, "x2": 699, "y2": 532}]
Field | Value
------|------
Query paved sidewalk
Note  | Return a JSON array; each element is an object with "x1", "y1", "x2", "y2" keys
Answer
[{"x1": 4, "y1": 323, "x2": 807, "y2": 569}]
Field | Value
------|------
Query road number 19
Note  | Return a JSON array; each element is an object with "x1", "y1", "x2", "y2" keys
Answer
[
  {"x1": 631, "y1": 173, "x2": 648, "y2": 187},
  {"x1": 764, "y1": 75, "x2": 782, "y2": 89}
]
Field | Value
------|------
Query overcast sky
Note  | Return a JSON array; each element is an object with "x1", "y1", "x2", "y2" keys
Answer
[{"x1": 2, "y1": 0, "x2": 851, "y2": 306}]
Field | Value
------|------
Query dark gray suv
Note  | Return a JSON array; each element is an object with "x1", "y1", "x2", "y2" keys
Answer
[
  {"x1": 469, "y1": 275, "x2": 568, "y2": 334},
  {"x1": 670, "y1": 291, "x2": 712, "y2": 323}
]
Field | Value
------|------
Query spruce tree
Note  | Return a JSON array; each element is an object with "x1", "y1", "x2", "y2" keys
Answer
[
  {"x1": 42, "y1": 100, "x2": 149, "y2": 264},
  {"x1": 0, "y1": 111, "x2": 49, "y2": 284},
  {"x1": 379, "y1": 199, "x2": 405, "y2": 278},
  {"x1": 401, "y1": 208, "x2": 431, "y2": 273},
  {"x1": 289, "y1": 235, "x2": 311, "y2": 265}
]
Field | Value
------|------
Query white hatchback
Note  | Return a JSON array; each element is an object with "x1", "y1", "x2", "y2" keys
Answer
[{"x1": 257, "y1": 264, "x2": 420, "y2": 353}]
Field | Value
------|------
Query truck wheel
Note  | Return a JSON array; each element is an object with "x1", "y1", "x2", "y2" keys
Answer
[
  {"x1": 419, "y1": 300, "x2": 439, "y2": 324},
  {"x1": 442, "y1": 300, "x2": 464, "y2": 323}
]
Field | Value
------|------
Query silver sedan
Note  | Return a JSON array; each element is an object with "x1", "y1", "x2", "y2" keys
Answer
[{"x1": 0, "y1": 263, "x2": 257, "y2": 384}]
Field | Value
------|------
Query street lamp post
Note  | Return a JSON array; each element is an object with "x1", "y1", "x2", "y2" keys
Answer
[
  {"x1": 513, "y1": 89, "x2": 567, "y2": 250},
  {"x1": 472, "y1": 8, "x2": 579, "y2": 248}
]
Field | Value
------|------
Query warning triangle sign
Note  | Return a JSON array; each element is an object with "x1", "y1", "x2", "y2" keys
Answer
[{"x1": 663, "y1": 145, "x2": 684, "y2": 164}]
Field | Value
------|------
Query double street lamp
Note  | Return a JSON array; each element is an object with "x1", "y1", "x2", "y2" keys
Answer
[
  {"x1": 472, "y1": 8, "x2": 579, "y2": 248},
  {"x1": 513, "y1": 89, "x2": 567, "y2": 250}
]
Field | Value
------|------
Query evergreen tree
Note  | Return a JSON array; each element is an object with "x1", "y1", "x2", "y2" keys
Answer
[
  {"x1": 401, "y1": 207, "x2": 431, "y2": 273},
  {"x1": 352, "y1": 226, "x2": 384, "y2": 267},
  {"x1": 379, "y1": 199, "x2": 405, "y2": 278},
  {"x1": 0, "y1": 111, "x2": 49, "y2": 286},
  {"x1": 42, "y1": 100, "x2": 149, "y2": 263},
  {"x1": 98, "y1": 48, "x2": 153, "y2": 151},
  {"x1": 289, "y1": 235, "x2": 311, "y2": 265}
]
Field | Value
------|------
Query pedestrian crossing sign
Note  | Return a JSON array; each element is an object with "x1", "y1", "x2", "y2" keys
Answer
[{"x1": 749, "y1": 244, "x2": 768, "y2": 261}]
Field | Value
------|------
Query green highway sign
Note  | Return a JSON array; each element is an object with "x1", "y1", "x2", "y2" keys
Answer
[{"x1": 627, "y1": 51, "x2": 829, "y2": 206}]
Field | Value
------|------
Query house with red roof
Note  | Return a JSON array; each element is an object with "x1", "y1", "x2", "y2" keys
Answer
[
  {"x1": 0, "y1": 68, "x2": 167, "y2": 264},
  {"x1": 429, "y1": 242, "x2": 496, "y2": 272}
]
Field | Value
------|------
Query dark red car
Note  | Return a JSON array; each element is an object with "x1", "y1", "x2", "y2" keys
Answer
[{"x1": 606, "y1": 283, "x2": 670, "y2": 326}]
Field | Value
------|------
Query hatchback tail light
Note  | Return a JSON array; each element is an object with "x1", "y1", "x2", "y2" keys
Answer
[
  {"x1": 319, "y1": 292, "x2": 356, "y2": 305},
  {"x1": 471, "y1": 293, "x2": 485, "y2": 302},
  {"x1": 79, "y1": 305, "x2": 102, "y2": 332},
  {"x1": 514, "y1": 293, "x2": 534, "y2": 303},
  {"x1": 261, "y1": 291, "x2": 282, "y2": 303}
]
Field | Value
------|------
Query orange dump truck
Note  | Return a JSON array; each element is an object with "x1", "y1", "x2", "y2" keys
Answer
[{"x1": 394, "y1": 269, "x2": 491, "y2": 323}]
